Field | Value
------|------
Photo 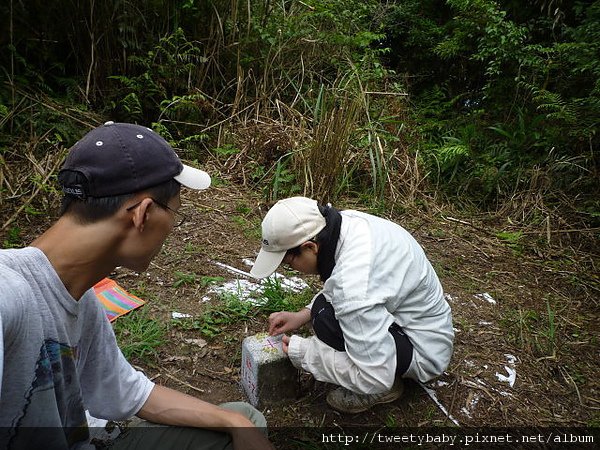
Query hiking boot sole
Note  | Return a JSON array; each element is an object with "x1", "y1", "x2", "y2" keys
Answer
[{"x1": 326, "y1": 387, "x2": 403, "y2": 414}]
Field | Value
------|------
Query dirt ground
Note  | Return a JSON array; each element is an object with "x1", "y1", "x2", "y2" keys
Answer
[
  {"x1": 118, "y1": 182, "x2": 599, "y2": 424},
  {"x1": 4, "y1": 176, "x2": 600, "y2": 446}
]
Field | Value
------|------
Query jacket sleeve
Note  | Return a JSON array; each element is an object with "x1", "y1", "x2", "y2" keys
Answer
[{"x1": 288, "y1": 218, "x2": 399, "y2": 394}]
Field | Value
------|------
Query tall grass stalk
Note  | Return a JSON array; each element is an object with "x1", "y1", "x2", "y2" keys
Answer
[
  {"x1": 303, "y1": 90, "x2": 360, "y2": 202},
  {"x1": 545, "y1": 299, "x2": 557, "y2": 357}
]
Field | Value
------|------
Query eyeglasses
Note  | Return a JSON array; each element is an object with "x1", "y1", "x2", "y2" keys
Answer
[{"x1": 126, "y1": 198, "x2": 188, "y2": 227}]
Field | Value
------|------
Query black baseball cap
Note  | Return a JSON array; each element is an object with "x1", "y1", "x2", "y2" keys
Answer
[{"x1": 58, "y1": 121, "x2": 211, "y2": 198}]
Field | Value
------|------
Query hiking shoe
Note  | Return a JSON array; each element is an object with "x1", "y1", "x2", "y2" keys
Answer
[{"x1": 326, "y1": 380, "x2": 404, "y2": 413}]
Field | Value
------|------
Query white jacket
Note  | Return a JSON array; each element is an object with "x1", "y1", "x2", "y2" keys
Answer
[{"x1": 287, "y1": 210, "x2": 454, "y2": 394}]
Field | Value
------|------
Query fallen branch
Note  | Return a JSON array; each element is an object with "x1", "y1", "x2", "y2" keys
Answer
[
  {"x1": 443, "y1": 216, "x2": 495, "y2": 236},
  {"x1": 418, "y1": 381, "x2": 460, "y2": 426},
  {"x1": 162, "y1": 371, "x2": 205, "y2": 394},
  {"x1": 364, "y1": 91, "x2": 409, "y2": 96},
  {"x1": 519, "y1": 227, "x2": 600, "y2": 235}
]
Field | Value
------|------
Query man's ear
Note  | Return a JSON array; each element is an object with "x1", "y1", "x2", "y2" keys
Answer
[
  {"x1": 301, "y1": 240, "x2": 319, "y2": 254},
  {"x1": 131, "y1": 198, "x2": 154, "y2": 232}
]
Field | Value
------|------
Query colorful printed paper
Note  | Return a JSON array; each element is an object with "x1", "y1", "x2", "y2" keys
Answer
[{"x1": 93, "y1": 278, "x2": 145, "y2": 322}]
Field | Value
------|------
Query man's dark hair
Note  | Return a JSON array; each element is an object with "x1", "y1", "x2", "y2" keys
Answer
[{"x1": 59, "y1": 171, "x2": 181, "y2": 223}]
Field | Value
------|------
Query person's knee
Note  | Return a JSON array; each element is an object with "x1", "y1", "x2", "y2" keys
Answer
[{"x1": 219, "y1": 401, "x2": 267, "y2": 430}]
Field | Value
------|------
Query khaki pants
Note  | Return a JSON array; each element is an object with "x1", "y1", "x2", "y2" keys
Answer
[{"x1": 109, "y1": 402, "x2": 266, "y2": 450}]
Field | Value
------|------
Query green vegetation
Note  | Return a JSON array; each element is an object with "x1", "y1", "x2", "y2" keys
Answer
[
  {"x1": 173, "y1": 277, "x2": 312, "y2": 339},
  {"x1": 257, "y1": 276, "x2": 314, "y2": 314},
  {"x1": 500, "y1": 299, "x2": 562, "y2": 358},
  {"x1": 2, "y1": 0, "x2": 597, "y2": 223},
  {"x1": 500, "y1": 308, "x2": 540, "y2": 351},
  {"x1": 173, "y1": 271, "x2": 197, "y2": 288},
  {"x1": 588, "y1": 413, "x2": 600, "y2": 428},
  {"x1": 2, "y1": 227, "x2": 22, "y2": 249},
  {"x1": 173, "y1": 272, "x2": 225, "y2": 289},
  {"x1": 231, "y1": 213, "x2": 262, "y2": 239},
  {"x1": 199, "y1": 276, "x2": 226, "y2": 287},
  {"x1": 173, "y1": 292, "x2": 257, "y2": 338},
  {"x1": 496, "y1": 230, "x2": 524, "y2": 255},
  {"x1": 2, "y1": 0, "x2": 597, "y2": 428},
  {"x1": 113, "y1": 309, "x2": 167, "y2": 360},
  {"x1": 384, "y1": 412, "x2": 398, "y2": 428}
]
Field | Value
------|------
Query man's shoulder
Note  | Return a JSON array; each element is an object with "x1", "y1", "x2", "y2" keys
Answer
[
  {"x1": 0, "y1": 259, "x2": 33, "y2": 322},
  {"x1": 0, "y1": 247, "x2": 48, "y2": 273},
  {"x1": 0, "y1": 246, "x2": 39, "y2": 264},
  {"x1": 0, "y1": 248, "x2": 38, "y2": 297}
]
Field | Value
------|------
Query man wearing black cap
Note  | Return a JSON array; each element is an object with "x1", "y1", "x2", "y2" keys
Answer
[{"x1": 0, "y1": 122, "x2": 273, "y2": 449}]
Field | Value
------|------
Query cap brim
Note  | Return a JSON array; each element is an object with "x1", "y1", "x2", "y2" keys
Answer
[
  {"x1": 175, "y1": 164, "x2": 211, "y2": 190},
  {"x1": 250, "y1": 248, "x2": 286, "y2": 279}
]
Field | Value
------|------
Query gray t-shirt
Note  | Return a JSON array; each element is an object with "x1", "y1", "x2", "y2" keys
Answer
[{"x1": 0, "y1": 247, "x2": 154, "y2": 449}]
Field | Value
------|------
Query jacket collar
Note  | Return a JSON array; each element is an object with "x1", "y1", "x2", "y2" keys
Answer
[{"x1": 317, "y1": 205, "x2": 342, "y2": 282}]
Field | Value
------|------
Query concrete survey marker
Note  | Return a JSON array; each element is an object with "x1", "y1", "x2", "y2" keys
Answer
[{"x1": 241, "y1": 333, "x2": 298, "y2": 407}]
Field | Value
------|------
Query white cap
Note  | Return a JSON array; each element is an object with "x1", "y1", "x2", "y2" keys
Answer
[
  {"x1": 175, "y1": 164, "x2": 211, "y2": 190},
  {"x1": 250, "y1": 197, "x2": 326, "y2": 278}
]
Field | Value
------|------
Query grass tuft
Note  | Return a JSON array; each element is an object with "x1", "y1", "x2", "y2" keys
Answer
[{"x1": 113, "y1": 309, "x2": 167, "y2": 360}]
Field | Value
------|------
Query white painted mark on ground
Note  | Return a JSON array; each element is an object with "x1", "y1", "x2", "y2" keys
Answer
[
  {"x1": 212, "y1": 261, "x2": 254, "y2": 278},
  {"x1": 203, "y1": 260, "x2": 309, "y2": 303},
  {"x1": 495, "y1": 354, "x2": 517, "y2": 387},
  {"x1": 474, "y1": 292, "x2": 496, "y2": 304},
  {"x1": 202, "y1": 279, "x2": 264, "y2": 303},
  {"x1": 419, "y1": 382, "x2": 460, "y2": 426},
  {"x1": 461, "y1": 392, "x2": 482, "y2": 418},
  {"x1": 495, "y1": 367, "x2": 517, "y2": 387}
]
